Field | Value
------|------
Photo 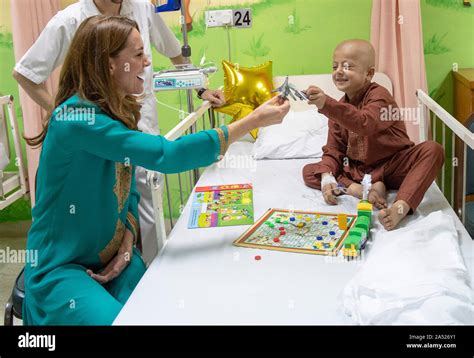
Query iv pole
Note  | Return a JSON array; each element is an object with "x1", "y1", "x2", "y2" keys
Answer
[{"x1": 179, "y1": 0, "x2": 200, "y2": 185}]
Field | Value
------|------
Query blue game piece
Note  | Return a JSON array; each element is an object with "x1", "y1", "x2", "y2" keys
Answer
[
  {"x1": 290, "y1": 217, "x2": 296, "y2": 221},
  {"x1": 322, "y1": 221, "x2": 328, "y2": 225},
  {"x1": 329, "y1": 231, "x2": 335, "y2": 236},
  {"x1": 317, "y1": 236, "x2": 323, "y2": 240}
]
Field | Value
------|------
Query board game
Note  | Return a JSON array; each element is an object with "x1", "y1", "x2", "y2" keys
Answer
[
  {"x1": 188, "y1": 183, "x2": 254, "y2": 228},
  {"x1": 234, "y1": 209, "x2": 357, "y2": 255}
]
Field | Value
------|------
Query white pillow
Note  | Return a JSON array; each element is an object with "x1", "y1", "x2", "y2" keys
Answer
[{"x1": 252, "y1": 110, "x2": 328, "y2": 160}]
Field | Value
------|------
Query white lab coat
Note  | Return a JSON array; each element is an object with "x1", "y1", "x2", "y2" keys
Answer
[{"x1": 15, "y1": 0, "x2": 182, "y2": 264}]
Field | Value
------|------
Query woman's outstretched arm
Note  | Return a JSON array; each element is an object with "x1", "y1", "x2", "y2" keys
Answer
[{"x1": 50, "y1": 96, "x2": 290, "y2": 174}]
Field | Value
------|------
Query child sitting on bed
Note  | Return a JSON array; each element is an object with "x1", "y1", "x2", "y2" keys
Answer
[{"x1": 302, "y1": 39, "x2": 444, "y2": 231}]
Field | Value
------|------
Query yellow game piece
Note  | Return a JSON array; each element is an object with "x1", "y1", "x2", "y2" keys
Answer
[
  {"x1": 316, "y1": 214, "x2": 321, "y2": 218},
  {"x1": 297, "y1": 215, "x2": 303, "y2": 219},
  {"x1": 338, "y1": 214, "x2": 347, "y2": 230},
  {"x1": 296, "y1": 222, "x2": 305, "y2": 228},
  {"x1": 305, "y1": 217, "x2": 311, "y2": 222},
  {"x1": 357, "y1": 202, "x2": 373, "y2": 211}
]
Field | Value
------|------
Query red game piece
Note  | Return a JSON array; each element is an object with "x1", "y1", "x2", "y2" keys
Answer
[
  {"x1": 273, "y1": 237, "x2": 280, "y2": 243},
  {"x1": 279, "y1": 227, "x2": 285, "y2": 231},
  {"x1": 255, "y1": 255, "x2": 261, "y2": 260},
  {"x1": 280, "y1": 231, "x2": 286, "y2": 236}
]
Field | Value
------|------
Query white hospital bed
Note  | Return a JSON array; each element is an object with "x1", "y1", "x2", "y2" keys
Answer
[{"x1": 114, "y1": 74, "x2": 474, "y2": 325}]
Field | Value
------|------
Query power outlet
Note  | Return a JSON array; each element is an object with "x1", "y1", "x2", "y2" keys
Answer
[{"x1": 205, "y1": 10, "x2": 233, "y2": 28}]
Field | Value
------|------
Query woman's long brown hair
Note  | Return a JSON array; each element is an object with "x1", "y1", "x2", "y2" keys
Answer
[{"x1": 26, "y1": 15, "x2": 142, "y2": 147}]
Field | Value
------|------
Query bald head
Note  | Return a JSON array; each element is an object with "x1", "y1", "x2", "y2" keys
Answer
[
  {"x1": 332, "y1": 39, "x2": 376, "y2": 99},
  {"x1": 334, "y1": 39, "x2": 375, "y2": 70}
]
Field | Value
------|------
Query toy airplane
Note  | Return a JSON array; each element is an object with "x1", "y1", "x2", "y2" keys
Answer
[{"x1": 272, "y1": 76, "x2": 308, "y2": 101}]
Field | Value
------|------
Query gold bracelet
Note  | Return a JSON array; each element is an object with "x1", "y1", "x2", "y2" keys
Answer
[
  {"x1": 126, "y1": 212, "x2": 139, "y2": 245},
  {"x1": 214, "y1": 127, "x2": 228, "y2": 159}
]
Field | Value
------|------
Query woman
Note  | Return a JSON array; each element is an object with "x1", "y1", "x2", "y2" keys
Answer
[{"x1": 23, "y1": 15, "x2": 289, "y2": 325}]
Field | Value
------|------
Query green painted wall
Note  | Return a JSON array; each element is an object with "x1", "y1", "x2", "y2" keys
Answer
[
  {"x1": 152, "y1": 0, "x2": 372, "y2": 218},
  {"x1": 0, "y1": 0, "x2": 472, "y2": 222},
  {"x1": 422, "y1": 0, "x2": 474, "y2": 111}
]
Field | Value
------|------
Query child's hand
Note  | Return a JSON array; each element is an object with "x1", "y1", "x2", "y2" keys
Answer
[
  {"x1": 322, "y1": 182, "x2": 340, "y2": 205},
  {"x1": 305, "y1": 86, "x2": 327, "y2": 109}
]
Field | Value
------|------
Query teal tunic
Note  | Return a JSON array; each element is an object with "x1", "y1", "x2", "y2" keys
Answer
[{"x1": 24, "y1": 94, "x2": 227, "y2": 325}]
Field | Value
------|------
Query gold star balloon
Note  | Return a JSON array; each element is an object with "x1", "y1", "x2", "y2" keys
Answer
[
  {"x1": 222, "y1": 60, "x2": 274, "y2": 107},
  {"x1": 215, "y1": 60, "x2": 275, "y2": 139},
  {"x1": 214, "y1": 102, "x2": 258, "y2": 139}
]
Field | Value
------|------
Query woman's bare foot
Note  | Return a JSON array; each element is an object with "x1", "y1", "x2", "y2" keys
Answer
[
  {"x1": 346, "y1": 183, "x2": 362, "y2": 199},
  {"x1": 368, "y1": 181, "x2": 387, "y2": 209},
  {"x1": 378, "y1": 200, "x2": 410, "y2": 231}
]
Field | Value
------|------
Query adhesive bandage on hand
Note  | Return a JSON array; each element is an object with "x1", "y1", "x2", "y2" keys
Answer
[{"x1": 321, "y1": 173, "x2": 337, "y2": 189}]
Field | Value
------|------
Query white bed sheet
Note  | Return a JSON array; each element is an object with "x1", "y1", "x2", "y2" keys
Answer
[{"x1": 114, "y1": 141, "x2": 474, "y2": 325}]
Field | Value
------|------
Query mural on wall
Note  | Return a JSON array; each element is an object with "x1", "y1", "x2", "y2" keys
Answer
[{"x1": 424, "y1": 32, "x2": 451, "y2": 55}]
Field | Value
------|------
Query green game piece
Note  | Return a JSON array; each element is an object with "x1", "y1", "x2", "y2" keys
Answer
[
  {"x1": 349, "y1": 228, "x2": 367, "y2": 249},
  {"x1": 344, "y1": 233, "x2": 361, "y2": 249},
  {"x1": 357, "y1": 209, "x2": 372, "y2": 222},
  {"x1": 283, "y1": 220, "x2": 288, "y2": 224},
  {"x1": 276, "y1": 218, "x2": 281, "y2": 223},
  {"x1": 269, "y1": 223, "x2": 274, "y2": 228},
  {"x1": 355, "y1": 216, "x2": 370, "y2": 233}
]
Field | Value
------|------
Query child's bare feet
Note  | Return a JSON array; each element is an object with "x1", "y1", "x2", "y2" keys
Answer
[
  {"x1": 378, "y1": 200, "x2": 410, "y2": 231},
  {"x1": 368, "y1": 181, "x2": 387, "y2": 209},
  {"x1": 346, "y1": 183, "x2": 362, "y2": 199}
]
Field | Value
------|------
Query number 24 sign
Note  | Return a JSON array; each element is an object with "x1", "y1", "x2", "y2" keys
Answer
[{"x1": 233, "y1": 9, "x2": 252, "y2": 28}]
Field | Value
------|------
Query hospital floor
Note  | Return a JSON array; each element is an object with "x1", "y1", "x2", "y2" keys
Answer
[{"x1": 0, "y1": 220, "x2": 30, "y2": 326}]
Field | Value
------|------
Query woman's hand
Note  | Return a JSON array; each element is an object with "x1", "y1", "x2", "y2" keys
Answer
[
  {"x1": 251, "y1": 95, "x2": 290, "y2": 127},
  {"x1": 226, "y1": 95, "x2": 290, "y2": 145},
  {"x1": 87, "y1": 228, "x2": 134, "y2": 284},
  {"x1": 201, "y1": 89, "x2": 226, "y2": 107}
]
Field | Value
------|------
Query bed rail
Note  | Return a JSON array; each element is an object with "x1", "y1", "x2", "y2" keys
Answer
[
  {"x1": 0, "y1": 95, "x2": 29, "y2": 210},
  {"x1": 417, "y1": 89, "x2": 474, "y2": 225},
  {"x1": 146, "y1": 100, "x2": 219, "y2": 251}
]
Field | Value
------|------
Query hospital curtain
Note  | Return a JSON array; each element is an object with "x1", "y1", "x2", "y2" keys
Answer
[
  {"x1": 10, "y1": 0, "x2": 61, "y2": 205},
  {"x1": 371, "y1": 0, "x2": 428, "y2": 143}
]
